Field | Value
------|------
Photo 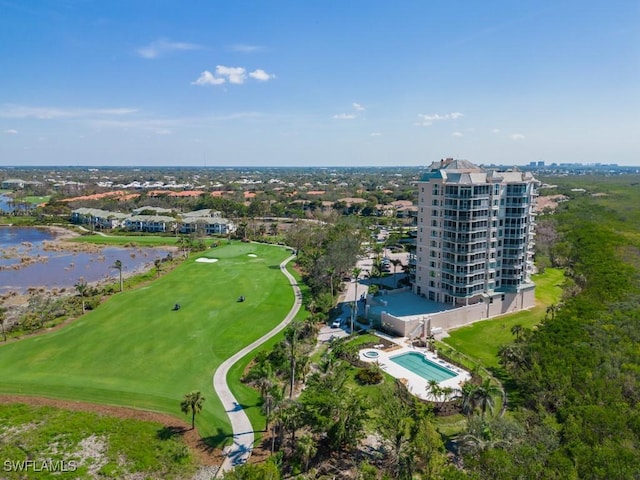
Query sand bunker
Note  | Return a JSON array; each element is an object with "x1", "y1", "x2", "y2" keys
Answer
[
  {"x1": 247, "y1": 254, "x2": 257, "y2": 258},
  {"x1": 196, "y1": 258, "x2": 219, "y2": 263}
]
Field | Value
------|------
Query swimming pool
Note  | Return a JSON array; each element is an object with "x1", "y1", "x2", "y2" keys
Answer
[{"x1": 390, "y1": 352, "x2": 457, "y2": 382}]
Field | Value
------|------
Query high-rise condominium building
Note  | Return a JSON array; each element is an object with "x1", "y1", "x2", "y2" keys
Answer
[{"x1": 414, "y1": 158, "x2": 538, "y2": 314}]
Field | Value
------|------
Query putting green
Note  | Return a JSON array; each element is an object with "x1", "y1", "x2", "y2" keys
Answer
[{"x1": 0, "y1": 242, "x2": 294, "y2": 444}]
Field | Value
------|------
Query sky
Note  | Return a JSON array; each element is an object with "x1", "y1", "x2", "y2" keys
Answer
[{"x1": 0, "y1": 0, "x2": 638, "y2": 167}]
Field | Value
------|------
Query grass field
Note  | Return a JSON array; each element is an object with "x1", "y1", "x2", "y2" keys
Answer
[
  {"x1": 0, "y1": 403, "x2": 196, "y2": 479},
  {"x1": 0, "y1": 242, "x2": 295, "y2": 446},
  {"x1": 70, "y1": 233, "x2": 190, "y2": 247},
  {"x1": 442, "y1": 268, "x2": 564, "y2": 370}
]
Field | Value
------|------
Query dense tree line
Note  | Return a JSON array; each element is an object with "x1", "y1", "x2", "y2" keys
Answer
[{"x1": 473, "y1": 198, "x2": 640, "y2": 479}]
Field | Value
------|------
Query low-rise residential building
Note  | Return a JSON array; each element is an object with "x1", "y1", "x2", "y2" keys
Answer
[
  {"x1": 124, "y1": 215, "x2": 177, "y2": 233},
  {"x1": 70, "y1": 208, "x2": 129, "y2": 229}
]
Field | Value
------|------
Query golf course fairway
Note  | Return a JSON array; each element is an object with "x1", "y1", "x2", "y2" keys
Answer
[{"x1": 0, "y1": 242, "x2": 294, "y2": 445}]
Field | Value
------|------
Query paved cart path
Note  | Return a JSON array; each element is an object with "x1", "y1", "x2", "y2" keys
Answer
[{"x1": 213, "y1": 254, "x2": 302, "y2": 474}]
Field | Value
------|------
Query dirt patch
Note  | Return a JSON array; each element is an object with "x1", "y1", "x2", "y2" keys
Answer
[
  {"x1": 536, "y1": 194, "x2": 568, "y2": 212},
  {"x1": 0, "y1": 395, "x2": 222, "y2": 468}
]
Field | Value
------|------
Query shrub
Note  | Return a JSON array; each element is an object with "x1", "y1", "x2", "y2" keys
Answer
[{"x1": 355, "y1": 366, "x2": 383, "y2": 385}]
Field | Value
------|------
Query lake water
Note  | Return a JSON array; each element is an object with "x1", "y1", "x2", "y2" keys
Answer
[
  {"x1": 0, "y1": 226, "x2": 171, "y2": 294},
  {"x1": 0, "y1": 195, "x2": 12, "y2": 213}
]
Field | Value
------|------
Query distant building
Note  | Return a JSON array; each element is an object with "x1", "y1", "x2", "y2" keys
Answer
[
  {"x1": 70, "y1": 207, "x2": 235, "y2": 235},
  {"x1": 1, "y1": 178, "x2": 42, "y2": 189},
  {"x1": 179, "y1": 209, "x2": 236, "y2": 235},
  {"x1": 71, "y1": 208, "x2": 128, "y2": 229},
  {"x1": 124, "y1": 215, "x2": 177, "y2": 233},
  {"x1": 413, "y1": 158, "x2": 538, "y2": 315}
]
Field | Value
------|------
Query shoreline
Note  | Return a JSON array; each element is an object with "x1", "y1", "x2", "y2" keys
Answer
[{"x1": 0, "y1": 225, "x2": 176, "y2": 311}]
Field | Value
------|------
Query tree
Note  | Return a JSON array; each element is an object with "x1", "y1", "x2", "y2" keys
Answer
[
  {"x1": 296, "y1": 434, "x2": 317, "y2": 472},
  {"x1": 510, "y1": 324, "x2": 524, "y2": 342},
  {"x1": 154, "y1": 258, "x2": 162, "y2": 278},
  {"x1": 461, "y1": 382, "x2": 477, "y2": 417},
  {"x1": 390, "y1": 258, "x2": 402, "y2": 286},
  {"x1": 471, "y1": 379, "x2": 501, "y2": 419},
  {"x1": 427, "y1": 379, "x2": 443, "y2": 409},
  {"x1": 112, "y1": 259, "x2": 123, "y2": 292},
  {"x1": 377, "y1": 380, "x2": 415, "y2": 472},
  {"x1": 350, "y1": 266, "x2": 363, "y2": 335},
  {"x1": 75, "y1": 278, "x2": 88, "y2": 313},
  {"x1": 0, "y1": 307, "x2": 6, "y2": 342},
  {"x1": 180, "y1": 391, "x2": 205, "y2": 429},
  {"x1": 221, "y1": 459, "x2": 281, "y2": 480},
  {"x1": 284, "y1": 322, "x2": 302, "y2": 399}
]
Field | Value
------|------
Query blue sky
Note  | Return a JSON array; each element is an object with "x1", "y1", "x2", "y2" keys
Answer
[{"x1": 0, "y1": 0, "x2": 638, "y2": 167}]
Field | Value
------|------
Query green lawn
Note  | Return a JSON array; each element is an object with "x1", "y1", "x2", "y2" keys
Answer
[
  {"x1": 0, "y1": 242, "x2": 295, "y2": 446},
  {"x1": 69, "y1": 233, "x2": 187, "y2": 247},
  {"x1": 442, "y1": 268, "x2": 564, "y2": 369},
  {"x1": 23, "y1": 195, "x2": 51, "y2": 205},
  {"x1": 0, "y1": 403, "x2": 196, "y2": 479}
]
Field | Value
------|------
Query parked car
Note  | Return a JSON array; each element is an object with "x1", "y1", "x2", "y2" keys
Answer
[{"x1": 331, "y1": 318, "x2": 343, "y2": 328}]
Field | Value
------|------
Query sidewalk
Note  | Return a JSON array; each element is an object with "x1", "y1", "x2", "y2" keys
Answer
[{"x1": 213, "y1": 253, "x2": 302, "y2": 475}]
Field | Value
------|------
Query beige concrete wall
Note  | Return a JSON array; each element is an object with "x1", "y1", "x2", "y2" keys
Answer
[{"x1": 377, "y1": 285, "x2": 536, "y2": 336}]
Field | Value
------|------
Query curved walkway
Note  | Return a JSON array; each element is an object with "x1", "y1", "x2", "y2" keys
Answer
[{"x1": 213, "y1": 254, "x2": 302, "y2": 474}]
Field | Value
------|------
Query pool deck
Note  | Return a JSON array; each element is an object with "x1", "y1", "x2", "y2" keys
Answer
[{"x1": 359, "y1": 345, "x2": 471, "y2": 401}]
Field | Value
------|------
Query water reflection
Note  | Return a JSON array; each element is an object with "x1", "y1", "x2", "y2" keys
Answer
[{"x1": 0, "y1": 227, "x2": 171, "y2": 294}]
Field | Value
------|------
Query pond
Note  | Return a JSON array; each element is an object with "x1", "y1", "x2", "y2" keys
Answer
[
  {"x1": 0, "y1": 226, "x2": 172, "y2": 294},
  {"x1": 0, "y1": 194, "x2": 13, "y2": 213}
]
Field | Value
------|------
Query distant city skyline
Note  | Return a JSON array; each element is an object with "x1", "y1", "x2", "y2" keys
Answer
[{"x1": 0, "y1": 1, "x2": 638, "y2": 167}]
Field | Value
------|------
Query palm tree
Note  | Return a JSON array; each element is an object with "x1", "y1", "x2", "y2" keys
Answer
[
  {"x1": 510, "y1": 324, "x2": 524, "y2": 342},
  {"x1": 180, "y1": 391, "x2": 205, "y2": 429},
  {"x1": 498, "y1": 343, "x2": 527, "y2": 374},
  {"x1": 297, "y1": 434, "x2": 317, "y2": 472},
  {"x1": 326, "y1": 267, "x2": 335, "y2": 299},
  {"x1": 284, "y1": 322, "x2": 302, "y2": 399},
  {"x1": 372, "y1": 243, "x2": 384, "y2": 263},
  {"x1": 390, "y1": 258, "x2": 402, "y2": 287},
  {"x1": 427, "y1": 379, "x2": 442, "y2": 406},
  {"x1": 350, "y1": 266, "x2": 363, "y2": 335},
  {"x1": 112, "y1": 259, "x2": 123, "y2": 292},
  {"x1": 0, "y1": 307, "x2": 6, "y2": 342},
  {"x1": 460, "y1": 382, "x2": 476, "y2": 417},
  {"x1": 471, "y1": 379, "x2": 501, "y2": 419},
  {"x1": 74, "y1": 278, "x2": 88, "y2": 313}
]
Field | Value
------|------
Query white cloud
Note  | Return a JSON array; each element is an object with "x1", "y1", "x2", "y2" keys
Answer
[
  {"x1": 492, "y1": 128, "x2": 501, "y2": 134},
  {"x1": 0, "y1": 105, "x2": 137, "y2": 119},
  {"x1": 155, "y1": 129, "x2": 172, "y2": 135},
  {"x1": 510, "y1": 133, "x2": 525, "y2": 141},
  {"x1": 416, "y1": 112, "x2": 464, "y2": 126},
  {"x1": 452, "y1": 131, "x2": 463, "y2": 137},
  {"x1": 4, "y1": 129, "x2": 18, "y2": 134},
  {"x1": 193, "y1": 67, "x2": 275, "y2": 85},
  {"x1": 229, "y1": 44, "x2": 264, "y2": 53},
  {"x1": 352, "y1": 102, "x2": 365, "y2": 112},
  {"x1": 191, "y1": 70, "x2": 225, "y2": 86},
  {"x1": 370, "y1": 132, "x2": 382, "y2": 136},
  {"x1": 333, "y1": 113, "x2": 356, "y2": 120},
  {"x1": 216, "y1": 65, "x2": 246, "y2": 84},
  {"x1": 136, "y1": 39, "x2": 202, "y2": 59},
  {"x1": 249, "y1": 69, "x2": 275, "y2": 81}
]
